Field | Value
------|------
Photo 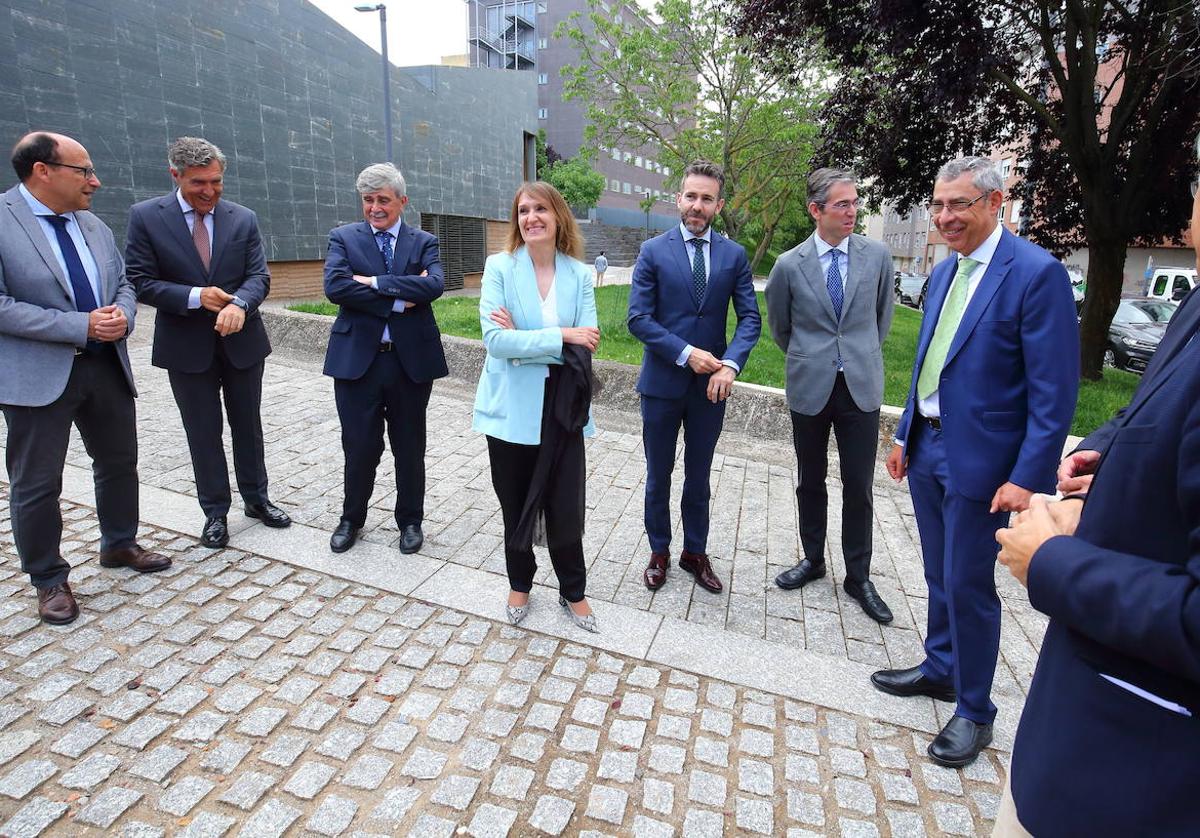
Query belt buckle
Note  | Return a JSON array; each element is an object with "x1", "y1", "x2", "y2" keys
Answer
[
  {"x1": 926, "y1": 416, "x2": 942, "y2": 430},
  {"x1": 378, "y1": 341, "x2": 393, "y2": 353},
  {"x1": 74, "y1": 347, "x2": 84, "y2": 357}
]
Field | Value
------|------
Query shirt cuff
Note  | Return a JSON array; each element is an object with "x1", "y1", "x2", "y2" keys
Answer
[
  {"x1": 391, "y1": 300, "x2": 409, "y2": 313},
  {"x1": 370, "y1": 277, "x2": 379, "y2": 289},
  {"x1": 188, "y1": 287, "x2": 203, "y2": 309},
  {"x1": 721, "y1": 359, "x2": 740, "y2": 374},
  {"x1": 675, "y1": 345, "x2": 693, "y2": 366}
]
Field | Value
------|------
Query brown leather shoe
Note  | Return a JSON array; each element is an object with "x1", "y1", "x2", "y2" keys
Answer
[
  {"x1": 37, "y1": 582, "x2": 79, "y2": 625},
  {"x1": 99, "y1": 545, "x2": 172, "y2": 574},
  {"x1": 643, "y1": 552, "x2": 670, "y2": 590},
  {"x1": 680, "y1": 550, "x2": 723, "y2": 593}
]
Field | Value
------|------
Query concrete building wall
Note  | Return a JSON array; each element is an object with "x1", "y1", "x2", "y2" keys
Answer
[{"x1": 0, "y1": 0, "x2": 536, "y2": 274}]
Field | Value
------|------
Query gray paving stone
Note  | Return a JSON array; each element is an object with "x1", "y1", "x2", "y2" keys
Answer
[
  {"x1": 933, "y1": 801, "x2": 976, "y2": 836},
  {"x1": 157, "y1": 775, "x2": 216, "y2": 816},
  {"x1": 258, "y1": 733, "x2": 309, "y2": 768},
  {"x1": 283, "y1": 761, "x2": 337, "y2": 800},
  {"x1": 213, "y1": 682, "x2": 263, "y2": 713},
  {"x1": 642, "y1": 776, "x2": 674, "y2": 815},
  {"x1": 201, "y1": 739, "x2": 253, "y2": 774},
  {"x1": 546, "y1": 757, "x2": 588, "y2": 791},
  {"x1": 0, "y1": 759, "x2": 56, "y2": 798},
  {"x1": 235, "y1": 798, "x2": 301, "y2": 838},
  {"x1": 698, "y1": 708, "x2": 733, "y2": 736},
  {"x1": 561, "y1": 724, "x2": 600, "y2": 753},
  {"x1": 0, "y1": 796, "x2": 68, "y2": 838},
  {"x1": 236, "y1": 706, "x2": 287, "y2": 737},
  {"x1": 830, "y1": 745, "x2": 868, "y2": 778},
  {"x1": 372, "y1": 721, "x2": 418, "y2": 755},
  {"x1": 112, "y1": 715, "x2": 173, "y2": 750},
  {"x1": 921, "y1": 762, "x2": 964, "y2": 795},
  {"x1": 687, "y1": 769, "x2": 727, "y2": 806},
  {"x1": 173, "y1": 710, "x2": 228, "y2": 742},
  {"x1": 342, "y1": 754, "x2": 393, "y2": 790},
  {"x1": 835, "y1": 776, "x2": 877, "y2": 815},
  {"x1": 491, "y1": 763, "x2": 535, "y2": 800},
  {"x1": 369, "y1": 787, "x2": 421, "y2": 825},
  {"x1": 219, "y1": 771, "x2": 277, "y2": 810},
  {"x1": 885, "y1": 809, "x2": 927, "y2": 838},
  {"x1": 837, "y1": 816, "x2": 881, "y2": 838},
  {"x1": 316, "y1": 726, "x2": 366, "y2": 760},
  {"x1": 648, "y1": 742, "x2": 686, "y2": 774},
  {"x1": 176, "y1": 811, "x2": 236, "y2": 838},
  {"x1": 585, "y1": 784, "x2": 628, "y2": 825},
  {"x1": 526, "y1": 701, "x2": 564, "y2": 730},
  {"x1": 430, "y1": 774, "x2": 480, "y2": 810},
  {"x1": 871, "y1": 742, "x2": 909, "y2": 770},
  {"x1": 276, "y1": 675, "x2": 320, "y2": 705},
  {"x1": 467, "y1": 803, "x2": 518, "y2": 838},
  {"x1": 304, "y1": 791, "x2": 357, "y2": 833},
  {"x1": 787, "y1": 788, "x2": 826, "y2": 827},
  {"x1": 619, "y1": 691, "x2": 654, "y2": 719},
  {"x1": 736, "y1": 796, "x2": 774, "y2": 834},
  {"x1": 739, "y1": 727, "x2": 774, "y2": 757},
  {"x1": 126, "y1": 744, "x2": 188, "y2": 783},
  {"x1": 694, "y1": 736, "x2": 729, "y2": 768},
  {"x1": 681, "y1": 808, "x2": 724, "y2": 838},
  {"x1": 35, "y1": 693, "x2": 91, "y2": 726},
  {"x1": 400, "y1": 746, "x2": 447, "y2": 779},
  {"x1": 460, "y1": 736, "x2": 501, "y2": 772},
  {"x1": 786, "y1": 752, "x2": 821, "y2": 785},
  {"x1": 407, "y1": 813, "x2": 455, "y2": 838},
  {"x1": 530, "y1": 794, "x2": 576, "y2": 835},
  {"x1": 597, "y1": 749, "x2": 638, "y2": 783},
  {"x1": 398, "y1": 691, "x2": 441, "y2": 719},
  {"x1": 511, "y1": 731, "x2": 547, "y2": 763},
  {"x1": 738, "y1": 758, "x2": 773, "y2": 796},
  {"x1": 77, "y1": 786, "x2": 143, "y2": 828},
  {"x1": 290, "y1": 700, "x2": 338, "y2": 732}
]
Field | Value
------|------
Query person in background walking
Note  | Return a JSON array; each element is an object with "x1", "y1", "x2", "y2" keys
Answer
[{"x1": 594, "y1": 250, "x2": 607, "y2": 286}]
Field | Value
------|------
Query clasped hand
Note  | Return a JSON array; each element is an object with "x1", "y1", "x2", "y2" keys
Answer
[{"x1": 87, "y1": 305, "x2": 127, "y2": 342}]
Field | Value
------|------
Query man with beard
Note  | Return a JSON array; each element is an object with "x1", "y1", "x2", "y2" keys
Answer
[{"x1": 628, "y1": 160, "x2": 761, "y2": 595}]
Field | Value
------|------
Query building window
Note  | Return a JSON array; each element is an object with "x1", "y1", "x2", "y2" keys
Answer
[
  {"x1": 537, "y1": 2, "x2": 547, "y2": 12},
  {"x1": 538, "y1": 73, "x2": 547, "y2": 84},
  {"x1": 635, "y1": 156, "x2": 643, "y2": 167},
  {"x1": 663, "y1": 165, "x2": 671, "y2": 177},
  {"x1": 610, "y1": 179, "x2": 620, "y2": 192},
  {"x1": 997, "y1": 203, "x2": 1005, "y2": 221},
  {"x1": 538, "y1": 37, "x2": 547, "y2": 49},
  {"x1": 623, "y1": 182, "x2": 631, "y2": 194},
  {"x1": 1010, "y1": 199, "x2": 1023, "y2": 224},
  {"x1": 623, "y1": 151, "x2": 632, "y2": 163},
  {"x1": 538, "y1": 108, "x2": 547, "y2": 119},
  {"x1": 1000, "y1": 158, "x2": 1012, "y2": 178}
]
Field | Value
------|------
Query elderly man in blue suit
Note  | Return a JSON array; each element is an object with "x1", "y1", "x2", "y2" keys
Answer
[
  {"x1": 879, "y1": 156, "x2": 1079, "y2": 767},
  {"x1": 322, "y1": 163, "x2": 447, "y2": 556},
  {"x1": 0, "y1": 132, "x2": 170, "y2": 625},
  {"x1": 991, "y1": 171, "x2": 1200, "y2": 836},
  {"x1": 629, "y1": 160, "x2": 761, "y2": 594}
]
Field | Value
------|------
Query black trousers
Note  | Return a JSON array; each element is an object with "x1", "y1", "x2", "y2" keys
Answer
[
  {"x1": 487, "y1": 434, "x2": 587, "y2": 603},
  {"x1": 789, "y1": 373, "x2": 880, "y2": 584},
  {"x1": 2, "y1": 349, "x2": 138, "y2": 588},
  {"x1": 168, "y1": 341, "x2": 268, "y2": 518},
  {"x1": 334, "y1": 348, "x2": 432, "y2": 529}
]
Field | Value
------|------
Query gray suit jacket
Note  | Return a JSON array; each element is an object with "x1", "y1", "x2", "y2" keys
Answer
[
  {"x1": 764, "y1": 232, "x2": 894, "y2": 414},
  {"x1": 0, "y1": 185, "x2": 137, "y2": 407}
]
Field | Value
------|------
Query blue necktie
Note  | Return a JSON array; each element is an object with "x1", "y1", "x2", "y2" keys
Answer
[
  {"x1": 375, "y1": 230, "x2": 393, "y2": 274},
  {"x1": 826, "y1": 248, "x2": 843, "y2": 321},
  {"x1": 45, "y1": 215, "x2": 98, "y2": 312},
  {"x1": 689, "y1": 238, "x2": 707, "y2": 305}
]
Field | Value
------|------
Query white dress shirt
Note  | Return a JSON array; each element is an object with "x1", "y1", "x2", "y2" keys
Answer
[
  {"x1": 19, "y1": 184, "x2": 102, "y2": 308},
  {"x1": 369, "y1": 218, "x2": 409, "y2": 343}
]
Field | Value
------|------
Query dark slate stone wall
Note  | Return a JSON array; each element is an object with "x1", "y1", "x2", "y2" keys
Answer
[{"x1": 0, "y1": 0, "x2": 537, "y2": 260}]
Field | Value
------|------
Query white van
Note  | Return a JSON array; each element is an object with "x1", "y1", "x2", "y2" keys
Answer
[{"x1": 1147, "y1": 267, "x2": 1198, "y2": 302}]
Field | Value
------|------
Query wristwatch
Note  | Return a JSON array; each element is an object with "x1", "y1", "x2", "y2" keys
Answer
[{"x1": 230, "y1": 295, "x2": 249, "y2": 311}]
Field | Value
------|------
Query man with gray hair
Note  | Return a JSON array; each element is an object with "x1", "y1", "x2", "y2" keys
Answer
[
  {"x1": 321, "y1": 163, "x2": 447, "y2": 555},
  {"x1": 127, "y1": 136, "x2": 291, "y2": 550},
  {"x1": 877, "y1": 156, "x2": 1079, "y2": 767},
  {"x1": 765, "y1": 168, "x2": 895, "y2": 623}
]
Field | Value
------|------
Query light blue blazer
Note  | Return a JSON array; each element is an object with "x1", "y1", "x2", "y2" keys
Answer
[{"x1": 472, "y1": 247, "x2": 598, "y2": 445}]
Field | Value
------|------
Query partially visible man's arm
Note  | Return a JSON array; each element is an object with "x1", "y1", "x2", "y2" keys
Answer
[{"x1": 763, "y1": 258, "x2": 792, "y2": 353}]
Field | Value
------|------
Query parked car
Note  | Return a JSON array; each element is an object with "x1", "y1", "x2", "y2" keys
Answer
[
  {"x1": 894, "y1": 272, "x2": 928, "y2": 309},
  {"x1": 1105, "y1": 297, "x2": 1177, "y2": 372},
  {"x1": 1146, "y1": 267, "x2": 1198, "y2": 302}
]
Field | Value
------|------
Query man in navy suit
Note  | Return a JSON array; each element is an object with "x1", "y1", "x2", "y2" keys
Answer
[
  {"x1": 628, "y1": 160, "x2": 761, "y2": 594},
  {"x1": 127, "y1": 136, "x2": 291, "y2": 549},
  {"x1": 879, "y1": 156, "x2": 1079, "y2": 767},
  {"x1": 322, "y1": 163, "x2": 447, "y2": 556},
  {"x1": 992, "y1": 174, "x2": 1200, "y2": 836}
]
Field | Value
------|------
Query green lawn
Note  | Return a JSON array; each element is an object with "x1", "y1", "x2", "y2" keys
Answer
[{"x1": 291, "y1": 286, "x2": 1136, "y2": 436}]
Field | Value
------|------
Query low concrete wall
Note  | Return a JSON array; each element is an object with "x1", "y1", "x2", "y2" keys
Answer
[{"x1": 263, "y1": 307, "x2": 906, "y2": 449}]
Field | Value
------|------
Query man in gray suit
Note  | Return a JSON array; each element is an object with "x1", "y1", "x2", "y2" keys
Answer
[
  {"x1": 764, "y1": 167, "x2": 895, "y2": 623},
  {"x1": 0, "y1": 132, "x2": 170, "y2": 625}
]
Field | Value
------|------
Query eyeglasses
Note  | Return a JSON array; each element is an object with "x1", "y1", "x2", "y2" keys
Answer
[
  {"x1": 926, "y1": 192, "x2": 991, "y2": 215},
  {"x1": 821, "y1": 198, "x2": 861, "y2": 211},
  {"x1": 45, "y1": 161, "x2": 97, "y2": 180}
]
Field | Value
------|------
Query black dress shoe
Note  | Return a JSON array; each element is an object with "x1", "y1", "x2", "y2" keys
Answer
[
  {"x1": 928, "y1": 715, "x2": 993, "y2": 767},
  {"x1": 246, "y1": 501, "x2": 292, "y2": 528},
  {"x1": 399, "y1": 524, "x2": 423, "y2": 554},
  {"x1": 775, "y1": 559, "x2": 826, "y2": 590},
  {"x1": 870, "y1": 666, "x2": 956, "y2": 702},
  {"x1": 844, "y1": 579, "x2": 894, "y2": 623},
  {"x1": 330, "y1": 520, "x2": 360, "y2": 554},
  {"x1": 200, "y1": 516, "x2": 229, "y2": 548}
]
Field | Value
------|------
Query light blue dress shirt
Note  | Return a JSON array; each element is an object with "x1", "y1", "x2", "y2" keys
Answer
[
  {"x1": 18, "y1": 184, "x2": 102, "y2": 308},
  {"x1": 673, "y1": 223, "x2": 740, "y2": 374}
]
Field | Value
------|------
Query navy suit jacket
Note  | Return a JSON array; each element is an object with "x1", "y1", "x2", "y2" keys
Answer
[
  {"x1": 126, "y1": 194, "x2": 272, "y2": 373},
  {"x1": 1011, "y1": 288, "x2": 1200, "y2": 836},
  {"x1": 322, "y1": 220, "x2": 448, "y2": 383},
  {"x1": 895, "y1": 228, "x2": 1079, "y2": 499},
  {"x1": 627, "y1": 227, "x2": 760, "y2": 398}
]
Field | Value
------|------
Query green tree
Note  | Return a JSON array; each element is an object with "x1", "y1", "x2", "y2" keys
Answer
[
  {"x1": 557, "y1": 0, "x2": 825, "y2": 270},
  {"x1": 535, "y1": 129, "x2": 562, "y2": 180},
  {"x1": 734, "y1": 0, "x2": 1200, "y2": 379},
  {"x1": 545, "y1": 157, "x2": 607, "y2": 211}
]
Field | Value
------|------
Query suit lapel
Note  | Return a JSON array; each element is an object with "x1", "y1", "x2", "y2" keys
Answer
[
  {"x1": 842, "y1": 235, "x2": 865, "y2": 314},
  {"x1": 4, "y1": 187, "x2": 72, "y2": 300},
  {"x1": 208, "y1": 201, "x2": 235, "y2": 278},
  {"x1": 665, "y1": 228, "x2": 699, "y2": 310},
  {"x1": 354, "y1": 222, "x2": 389, "y2": 275},
  {"x1": 512, "y1": 247, "x2": 542, "y2": 328},
  {"x1": 554, "y1": 251, "x2": 577, "y2": 326},
  {"x1": 76, "y1": 212, "x2": 113, "y2": 304},
  {"x1": 944, "y1": 230, "x2": 1012, "y2": 368},
  {"x1": 392, "y1": 223, "x2": 416, "y2": 274},
  {"x1": 159, "y1": 195, "x2": 208, "y2": 277},
  {"x1": 800, "y1": 234, "x2": 838, "y2": 323}
]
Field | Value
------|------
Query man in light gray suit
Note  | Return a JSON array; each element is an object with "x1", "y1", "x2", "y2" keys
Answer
[
  {"x1": 764, "y1": 167, "x2": 895, "y2": 623},
  {"x1": 0, "y1": 132, "x2": 169, "y2": 625}
]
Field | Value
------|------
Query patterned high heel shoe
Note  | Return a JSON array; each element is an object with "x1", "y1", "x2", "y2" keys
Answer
[
  {"x1": 559, "y1": 596, "x2": 598, "y2": 633},
  {"x1": 506, "y1": 601, "x2": 529, "y2": 625}
]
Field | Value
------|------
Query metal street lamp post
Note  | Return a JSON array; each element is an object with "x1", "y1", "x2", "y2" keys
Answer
[{"x1": 355, "y1": 3, "x2": 393, "y2": 163}]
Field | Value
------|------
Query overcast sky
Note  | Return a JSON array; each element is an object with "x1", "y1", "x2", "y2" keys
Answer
[{"x1": 310, "y1": 0, "x2": 655, "y2": 67}]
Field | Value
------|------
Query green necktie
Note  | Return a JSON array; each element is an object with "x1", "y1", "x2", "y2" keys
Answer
[{"x1": 916, "y1": 257, "x2": 980, "y2": 399}]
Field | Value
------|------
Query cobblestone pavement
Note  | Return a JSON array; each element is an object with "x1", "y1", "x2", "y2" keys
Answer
[{"x1": 0, "y1": 490, "x2": 1005, "y2": 837}]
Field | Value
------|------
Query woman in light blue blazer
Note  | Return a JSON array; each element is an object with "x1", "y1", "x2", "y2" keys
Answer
[{"x1": 472, "y1": 182, "x2": 600, "y2": 631}]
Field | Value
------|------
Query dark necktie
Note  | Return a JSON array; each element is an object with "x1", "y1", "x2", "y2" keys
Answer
[
  {"x1": 44, "y1": 215, "x2": 98, "y2": 312},
  {"x1": 375, "y1": 230, "x2": 393, "y2": 274},
  {"x1": 826, "y1": 248, "x2": 843, "y2": 321},
  {"x1": 192, "y1": 210, "x2": 211, "y2": 272},
  {"x1": 689, "y1": 238, "x2": 706, "y2": 305}
]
